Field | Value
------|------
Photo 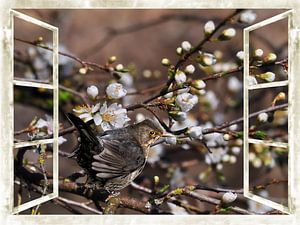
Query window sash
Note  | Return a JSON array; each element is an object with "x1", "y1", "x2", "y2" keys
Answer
[
  {"x1": 243, "y1": 10, "x2": 293, "y2": 214},
  {"x1": 10, "y1": 10, "x2": 59, "y2": 214}
]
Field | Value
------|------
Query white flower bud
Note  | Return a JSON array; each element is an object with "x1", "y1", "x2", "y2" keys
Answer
[
  {"x1": 185, "y1": 64, "x2": 195, "y2": 74},
  {"x1": 79, "y1": 67, "x2": 88, "y2": 74},
  {"x1": 248, "y1": 76, "x2": 258, "y2": 86},
  {"x1": 236, "y1": 139, "x2": 243, "y2": 146},
  {"x1": 164, "y1": 92, "x2": 173, "y2": 98},
  {"x1": 86, "y1": 85, "x2": 99, "y2": 99},
  {"x1": 254, "y1": 49, "x2": 264, "y2": 58},
  {"x1": 253, "y1": 157, "x2": 262, "y2": 168},
  {"x1": 218, "y1": 28, "x2": 236, "y2": 41},
  {"x1": 204, "y1": 20, "x2": 215, "y2": 35},
  {"x1": 115, "y1": 64, "x2": 124, "y2": 71},
  {"x1": 258, "y1": 72, "x2": 275, "y2": 82},
  {"x1": 176, "y1": 47, "x2": 183, "y2": 55},
  {"x1": 106, "y1": 83, "x2": 127, "y2": 99},
  {"x1": 229, "y1": 124, "x2": 238, "y2": 131},
  {"x1": 175, "y1": 71, "x2": 187, "y2": 84},
  {"x1": 249, "y1": 152, "x2": 256, "y2": 161},
  {"x1": 236, "y1": 51, "x2": 244, "y2": 61},
  {"x1": 165, "y1": 135, "x2": 177, "y2": 145},
  {"x1": 239, "y1": 10, "x2": 257, "y2": 24},
  {"x1": 229, "y1": 155, "x2": 237, "y2": 164},
  {"x1": 187, "y1": 126, "x2": 203, "y2": 139},
  {"x1": 228, "y1": 77, "x2": 242, "y2": 92},
  {"x1": 181, "y1": 41, "x2": 192, "y2": 51},
  {"x1": 264, "y1": 53, "x2": 277, "y2": 63},
  {"x1": 222, "y1": 192, "x2": 237, "y2": 204},
  {"x1": 223, "y1": 133, "x2": 231, "y2": 141},
  {"x1": 161, "y1": 58, "x2": 171, "y2": 66},
  {"x1": 222, "y1": 154, "x2": 230, "y2": 162},
  {"x1": 197, "y1": 53, "x2": 217, "y2": 66},
  {"x1": 108, "y1": 56, "x2": 117, "y2": 64},
  {"x1": 216, "y1": 163, "x2": 223, "y2": 171},
  {"x1": 192, "y1": 80, "x2": 206, "y2": 90},
  {"x1": 143, "y1": 69, "x2": 152, "y2": 78},
  {"x1": 231, "y1": 147, "x2": 241, "y2": 155},
  {"x1": 198, "y1": 89, "x2": 206, "y2": 95},
  {"x1": 258, "y1": 112, "x2": 268, "y2": 123},
  {"x1": 177, "y1": 87, "x2": 190, "y2": 94}
]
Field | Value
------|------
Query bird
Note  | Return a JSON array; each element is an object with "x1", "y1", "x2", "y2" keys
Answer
[{"x1": 67, "y1": 113, "x2": 166, "y2": 192}]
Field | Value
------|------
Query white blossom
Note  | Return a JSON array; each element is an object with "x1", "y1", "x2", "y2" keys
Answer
[
  {"x1": 248, "y1": 76, "x2": 258, "y2": 86},
  {"x1": 258, "y1": 112, "x2": 268, "y2": 123},
  {"x1": 185, "y1": 64, "x2": 195, "y2": 74},
  {"x1": 164, "y1": 92, "x2": 173, "y2": 98},
  {"x1": 205, "y1": 147, "x2": 227, "y2": 164},
  {"x1": 204, "y1": 20, "x2": 215, "y2": 34},
  {"x1": 73, "y1": 103, "x2": 101, "y2": 124},
  {"x1": 240, "y1": 10, "x2": 257, "y2": 24},
  {"x1": 175, "y1": 71, "x2": 187, "y2": 84},
  {"x1": 187, "y1": 126, "x2": 203, "y2": 139},
  {"x1": 236, "y1": 51, "x2": 244, "y2": 61},
  {"x1": 87, "y1": 85, "x2": 99, "y2": 99},
  {"x1": 216, "y1": 163, "x2": 223, "y2": 171},
  {"x1": 192, "y1": 80, "x2": 206, "y2": 90},
  {"x1": 228, "y1": 76, "x2": 242, "y2": 92},
  {"x1": 98, "y1": 102, "x2": 130, "y2": 131},
  {"x1": 175, "y1": 93, "x2": 198, "y2": 112},
  {"x1": 252, "y1": 157, "x2": 263, "y2": 168},
  {"x1": 219, "y1": 28, "x2": 236, "y2": 40},
  {"x1": 229, "y1": 155, "x2": 237, "y2": 164},
  {"x1": 205, "y1": 91, "x2": 219, "y2": 110},
  {"x1": 222, "y1": 154, "x2": 230, "y2": 162},
  {"x1": 106, "y1": 83, "x2": 127, "y2": 99},
  {"x1": 176, "y1": 47, "x2": 183, "y2": 55},
  {"x1": 222, "y1": 192, "x2": 237, "y2": 204},
  {"x1": 161, "y1": 58, "x2": 171, "y2": 66},
  {"x1": 229, "y1": 124, "x2": 238, "y2": 131},
  {"x1": 169, "y1": 111, "x2": 187, "y2": 122},
  {"x1": 181, "y1": 41, "x2": 192, "y2": 51}
]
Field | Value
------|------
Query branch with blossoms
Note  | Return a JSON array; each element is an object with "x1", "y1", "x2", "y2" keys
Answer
[{"x1": 13, "y1": 9, "x2": 289, "y2": 214}]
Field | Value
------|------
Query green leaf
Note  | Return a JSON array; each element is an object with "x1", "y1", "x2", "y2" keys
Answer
[
  {"x1": 158, "y1": 184, "x2": 170, "y2": 194},
  {"x1": 252, "y1": 130, "x2": 267, "y2": 140},
  {"x1": 59, "y1": 90, "x2": 72, "y2": 102}
]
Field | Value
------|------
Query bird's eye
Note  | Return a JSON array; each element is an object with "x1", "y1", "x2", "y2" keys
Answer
[{"x1": 149, "y1": 131, "x2": 156, "y2": 137}]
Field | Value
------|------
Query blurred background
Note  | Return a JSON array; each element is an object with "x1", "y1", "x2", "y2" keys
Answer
[{"x1": 13, "y1": 9, "x2": 288, "y2": 214}]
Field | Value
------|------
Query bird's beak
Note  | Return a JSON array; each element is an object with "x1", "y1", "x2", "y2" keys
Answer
[{"x1": 161, "y1": 133, "x2": 174, "y2": 138}]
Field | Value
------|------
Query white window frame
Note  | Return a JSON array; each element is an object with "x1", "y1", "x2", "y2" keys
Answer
[
  {"x1": 9, "y1": 10, "x2": 59, "y2": 214},
  {"x1": 0, "y1": 1, "x2": 300, "y2": 225},
  {"x1": 243, "y1": 10, "x2": 293, "y2": 214}
]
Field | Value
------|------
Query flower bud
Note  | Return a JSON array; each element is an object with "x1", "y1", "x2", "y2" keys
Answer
[
  {"x1": 185, "y1": 64, "x2": 195, "y2": 74},
  {"x1": 204, "y1": 20, "x2": 215, "y2": 35},
  {"x1": 176, "y1": 47, "x2": 183, "y2": 55},
  {"x1": 161, "y1": 58, "x2": 171, "y2": 66},
  {"x1": 216, "y1": 163, "x2": 223, "y2": 171},
  {"x1": 276, "y1": 92, "x2": 286, "y2": 101},
  {"x1": 239, "y1": 10, "x2": 257, "y2": 24},
  {"x1": 143, "y1": 69, "x2": 152, "y2": 78},
  {"x1": 197, "y1": 53, "x2": 217, "y2": 66},
  {"x1": 229, "y1": 155, "x2": 237, "y2": 164},
  {"x1": 223, "y1": 133, "x2": 231, "y2": 141},
  {"x1": 108, "y1": 56, "x2": 117, "y2": 64},
  {"x1": 236, "y1": 51, "x2": 244, "y2": 61},
  {"x1": 254, "y1": 48, "x2": 264, "y2": 58},
  {"x1": 106, "y1": 82, "x2": 127, "y2": 99},
  {"x1": 222, "y1": 192, "x2": 237, "y2": 204},
  {"x1": 191, "y1": 79, "x2": 206, "y2": 90},
  {"x1": 257, "y1": 112, "x2": 268, "y2": 123},
  {"x1": 164, "y1": 92, "x2": 173, "y2": 98},
  {"x1": 248, "y1": 76, "x2": 258, "y2": 86},
  {"x1": 175, "y1": 71, "x2": 187, "y2": 84},
  {"x1": 231, "y1": 147, "x2": 241, "y2": 155},
  {"x1": 187, "y1": 126, "x2": 203, "y2": 139},
  {"x1": 165, "y1": 135, "x2": 177, "y2": 145},
  {"x1": 257, "y1": 72, "x2": 275, "y2": 82},
  {"x1": 169, "y1": 111, "x2": 187, "y2": 121},
  {"x1": 218, "y1": 28, "x2": 236, "y2": 41},
  {"x1": 181, "y1": 41, "x2": 192, "y2": 51},
  {"x1": 115, "y1": 64, "x2": 124, "y2": 71},
  {"x1": 264, "y1": 53, "x2": 277, "y2": 63},
  {"x1": 87, "y1": 85, "x2": 99, "y2": 99},
  {"x1": 79, "y1": 67, "x2": 88, "y2": 74}
]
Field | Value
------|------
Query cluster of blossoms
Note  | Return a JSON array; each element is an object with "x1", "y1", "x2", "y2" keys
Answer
[
  {"x1": 249, "y1": 144, "x2": 278, "y2": 168},
  {"x1": 73, "y1": 85, "x2": 130, "y2": 131},
  {"x1": 28, "y1": 115, "x2": 67, "y2": 145}
]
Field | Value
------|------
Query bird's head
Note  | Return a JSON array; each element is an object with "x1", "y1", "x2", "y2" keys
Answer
[{"x1": 131, "y1": 119, "x2": 164, "y2": 148}]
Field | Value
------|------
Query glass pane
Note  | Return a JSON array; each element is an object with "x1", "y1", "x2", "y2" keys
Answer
[
  {"x1": 249, "y1": 86, "x2": 288, "y2": 143},
  {"x1": 14, "y1": 16, "x2": 53, "y2": 83},
  {"x1": 14, "y1": 86, "x2": 53, "y2": 142},
  {"x1": 249, "y1": 143, "x2": 288, "y2": 207},
  {"x1": 14, "y1": 144, "x2": 54, "y2": 214}
]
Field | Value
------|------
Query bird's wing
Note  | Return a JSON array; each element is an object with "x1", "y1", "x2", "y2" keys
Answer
[{"x1": 92, "y1": 136, "x2": 145, "y2": 179}]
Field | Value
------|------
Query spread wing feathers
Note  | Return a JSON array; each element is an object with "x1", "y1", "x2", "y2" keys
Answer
[{"x1": 92, "y1": 138, "x2": 145, "y2": 179}]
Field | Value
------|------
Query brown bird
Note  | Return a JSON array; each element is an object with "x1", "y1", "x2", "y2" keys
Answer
[{"x1": 67, "y1": 113, "x2": 166, "y2": 192}]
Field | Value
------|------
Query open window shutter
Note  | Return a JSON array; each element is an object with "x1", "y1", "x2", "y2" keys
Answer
[
  {"x1": 10, "y1": 10, "x2": 59, "y2": 214},
  {"x1": 243, "y1": 10, "x2": 293, "y2": 214}
]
